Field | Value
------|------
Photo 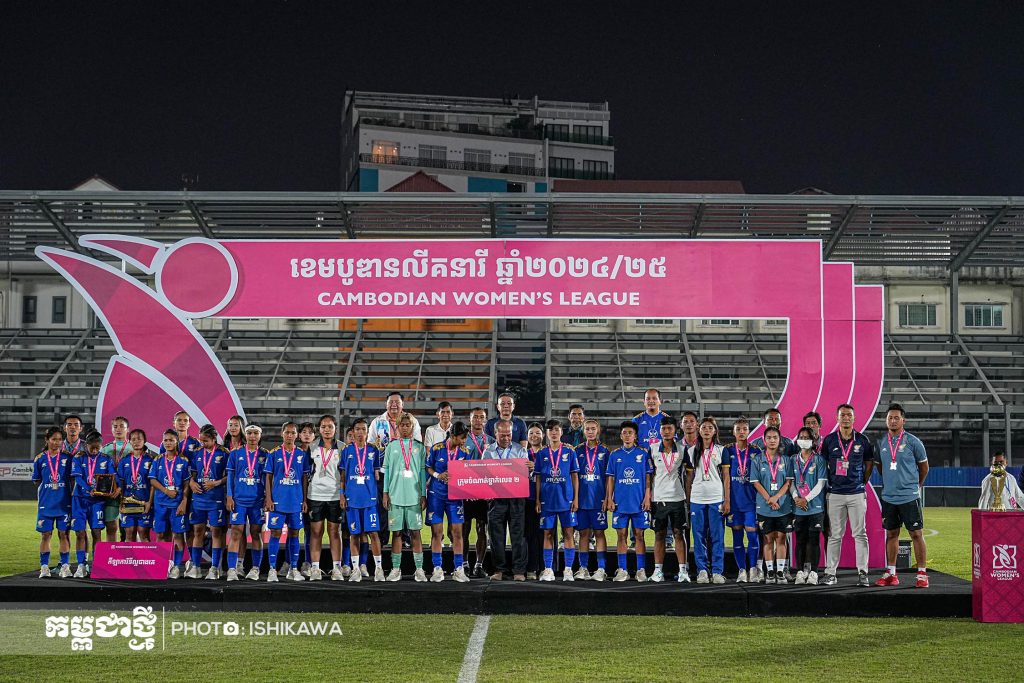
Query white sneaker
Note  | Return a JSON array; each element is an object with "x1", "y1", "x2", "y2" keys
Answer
[
  {"x1": 562, "y1": 568, "x2": 575, "y2": 582},
  {"x1": 39, "y1": 566, "x2": 51, "y2": 578},
  {"x1": 205, "y1": 567, "x2": 218, "y2": 580},
  {"x1": 312, "y1": 567, "x2": 325, "y2": 581},
  {"x1": 712, "y1": 573, "x2": 725, "y2": 584},
  {"x1": 749, "y1": 567, "x2": 762, "y2": 583},
  {"x1": 612, "y1": 568, "x2": 629, "y2": 582},
  {"x1": 300, "y1": 561, "x2": 311, "y2": 577},
  {"x1": 245, "y1": 568, "x2": 260, "y2": 581},
  {"x1": 73, "y1": 564, "x2": 85, "y2": 578},
  {"x1": 279, "y1": 562, "x2": 291, "y2": 574},
  {"x1": 736, "y1": 569, "x2": 748, "y2": 583},
  {"x1": 636, "y1": 568, "x2": 648, "y2": 583},
  {"x1": 591, "y1": 568, "x2": 607, "y2": 582},
  {"x1": 430, "y1": 567, "x2": 445, "y2": 583},
  {"x1": 184, "y1": 559, "x2": 193, "y2": 573},
  {"x1": 386, "y1": 568, "x2": 402, "y2": 582},
  {"x1": 184, "y1": 565, "x2": 201, "y2": 579},
  {"x1": 539, "y1": 568, "x2": 556, "y2": 582},
  {"x1": 342, "y1": 564, "x2": 352, "y2": 578},
  {"x1": 453, "y1": 567, "x2": 469, "y2": 583},
  {"x1": 226, "y1": 569, "x2": 239, "y2": 582},
  {"x1": 807, "y1": 571, "x2": 819, "y2": 585},
  {"x1": 267, "y1": 568, "x2": 279, "y2": 582},
  {"x1": 347, "y1": 567, "x2": 362, "y2": 582},
  {"x1": 696, "y1": 570, "x2": 709, "y2": 584},
  {"x1": 168, "y1": 565, "x2": 181, "y2": 579},
  {"x1": 58, "y1": 564, "x2": 72, "y2": 578},
  {"x1": 236, "y1": 561, "x2": 245, "y2": 574},
  {"x1": 360, "y1": 564, "x2": 369, "y2": 578},
  {"x1": 650, "y1": 568, "x2": 664, "y2": 583},
  {"x1": 289, "y1": 568, "x2": 306, "y2": 582},
  {"x1": 374, "y1": 567, "x2": 386, "y2": 582},
  {"x1": 794, "y1": 570, "x2": 807, "y2": 585},
  {"x1": 331, "y1": 567, "x2": 344, "y2": 581},
  {"x1": 413, "y1": 568, "x2": 428, "y2": 582},
  {"x1": 574, "y1": 567, "x2": 590, "y2": 580},
  {"x1": 776, "y1": 570, "x2": 788, "y2": 584},
  {"x1": 678, "y1": 571, "x2": 691, "y2": 583}
]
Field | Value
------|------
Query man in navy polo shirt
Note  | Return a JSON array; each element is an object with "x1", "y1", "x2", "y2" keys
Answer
[
  {"x1": 821, "y1": 403, "x2": 875, "y2": 586},
  {"x1": 874, "y1": 403, "x2": 930, "y2": 588}
]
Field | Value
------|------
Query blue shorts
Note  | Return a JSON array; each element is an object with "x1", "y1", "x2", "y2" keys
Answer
[
  {"x1": 119, "y1": 513, "x2": 152, "y2": 529},
  {"x1": 152, "y1": 506, "x2": 187, "y2": 534},
  {"x1": 728, "y1": 508, "x2": 757, "y2": 529},
  {"x1": 190, "y1": 507, "x2": 227, "y2": 527},
  {"x1": 539, "y1": 510, "x2": 577, "y2": 530},
  {"x1": 347, "y1": 506, "x2": 381, "y2": 535},
  {"x1": 611, "y1": 511, "x2": 650, "y2": 530},
  {"x1": 426, "y1": 495, "x2": 464, "y2": 525},
  {"x1": 266, "y1": 511, "x2": 303, "y2": 530},
  {"x1": 229, "y1": 503, "x2": 264, "y2": 527},
  {"x1": 36, "y1": 512, "x2": 70, "y2": 533},
  {"x1": 576, "y1": 508, "x2": 608, "y2": 530},
  {"x1": 71, "y1": 497, "x2": 106, "y2": 531}
]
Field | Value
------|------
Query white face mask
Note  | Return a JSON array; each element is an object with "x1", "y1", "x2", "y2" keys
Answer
[{"x1": 797, "y1": 439, "x2": 813, "y2": 451}]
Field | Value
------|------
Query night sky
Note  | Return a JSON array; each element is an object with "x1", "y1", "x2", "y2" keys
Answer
[{"x1": 3, "y1": 3, "x2": 1022, "y2": 195}]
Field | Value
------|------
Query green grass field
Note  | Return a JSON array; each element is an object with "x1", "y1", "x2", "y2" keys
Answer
[{"x1": 1, "y1": 501, "x2": 1013, "y2": 682}]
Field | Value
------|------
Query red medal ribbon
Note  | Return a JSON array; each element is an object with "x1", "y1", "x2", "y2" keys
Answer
[
  {"x1": 46, "y1": 453, "x2": 61, "y2": 484},
  {"x1": 163, "y1": 454, "x2": 177, "y2": 490},
  {"x1": 469, "y1": 433, "x2": 485, "y2": 459},
  {"x1": 245, "y1": 449, "x2": 258, "y2": 478},
  {"x1": 887, "y1": 431, "x2": 904, "y2": 467},
  {"x1": 129, "y1": 454, "x2": 144, "y2": 485},
  {"x1": 86, "y1": 455, "x2": 98, "y2": 485},
  {"x1": 661, "y1": 441, "x2": 677, "y2": 473},
  {"x1": 734, "y1": 447, "x2": 748, "y2": 476},
  {"x1": 281, "y1": 448, "x2": 296, "y2": 478},
  {"x1": 797, "y1": 453, "x2": 813, "y2": 485},
  {"x1": 399, "y1": 439, "x2": 413, "y2": 471},
  {"x1": 547, "y1": 446, "x2": 562, "y2": 476},
  {"x1": 319, "y1": 446, "x2": 334, "y2": 473},
  {"x1": 355, "y1": 443, "x2": 368, "y2": 476},
  {"x1": 202, "y1": 448, "x2": 215, "y2": 481},
  {"x1": 702, "y1": 447, "x2": 714, "y2": 479},
  {"x1": 766, "y1": 452, "x2": 782, "y2": 486},
  {"x1": 839, "y1": 434, "x2": 855, "y2": 464},
  {"x1": 586, "y1": 445, "x2": 600, "y2": 474}
]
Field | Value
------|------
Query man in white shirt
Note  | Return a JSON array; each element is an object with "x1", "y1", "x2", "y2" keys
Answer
[
  {"x1": 424, "y1": 401, "x2": 454, "y2": 451},
  {"x1": 482, "y1": 419, "x2": 533, "y2": 581}
]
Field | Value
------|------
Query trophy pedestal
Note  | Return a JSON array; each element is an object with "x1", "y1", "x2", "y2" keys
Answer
[{"x1": 972, "y1": 509, "x2": 1024, "y2": 622}]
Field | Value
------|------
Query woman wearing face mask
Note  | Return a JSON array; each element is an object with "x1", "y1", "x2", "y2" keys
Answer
[{"x1": 790, "y1": 427, "x2": 827, "y2": 585}]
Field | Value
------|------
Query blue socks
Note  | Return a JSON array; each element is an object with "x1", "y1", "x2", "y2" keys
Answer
[
  {"x1": 268, "y1": 537, "x2": 281, "y2": 566},
  {"x1": 596, "y1": 552, "x2": 606, "y2": 569},
  {"x1": 564, "y1": 548, "x2": 576, "y2": 571},
  {"x1": 617, "y1": 553, "x2": 627, "y2": 570},
  {"x1": 173, "y1": 547, "x2": 184, "y2": 567},
  {"x1": 59, "y1": 551, "x2": 69, "y2": 565},
  {"x1": 304, "y1": 534, "x2": 311, "y2": 565},
  {"x1": 455, "y1": 553, "x2": 464, "y2": 569},
  {"x1": 746, "y1": 531, "x2": 760, "y2": 570},
  {"x1": 190, "y1": 546, "x2": 202, "y2": 567},
  {"x1": 360, "y1": 542, "x2": 369, "y2": 566},
  {"x1": 432, "y1": 551, "x2": 442, "y2": 569},
  {"x1": 227, "y1": 551, "x2": 238, "y2": 569},
  {"x1": 76, "y1": 550, "x2": 87, "y2": 565},
  {"x1": 211, "y1": 547, "x2": 223, "y2": 569},
  {"x1": 636, "y1": 553, "x2": 646, "y2": 570},
  {"x1": 732, "y1": 529, "x2": 746, "y2": 570},
  {"x1": 342, "y1": 544, "x2": 351, "y2": 566},
  {"x1": 288, "y1": 536, "x2": 300, "y2": 567},
  {"x1": 543, "y1": 548, "x2": 554, "y2": 570},
  {"x1": 40, "y1": 552, "x2": 50, "y2": 567},
  {"x1": 579, "y1": 551, "x2": 589, "y2": 571},
  {"x1": 251, "y1": 548, "x2": 264, "y2": 571}
]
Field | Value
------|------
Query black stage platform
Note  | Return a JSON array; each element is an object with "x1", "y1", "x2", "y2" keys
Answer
[{"x1": 0, "y1": 568, "x2": 969, "y2": 618}]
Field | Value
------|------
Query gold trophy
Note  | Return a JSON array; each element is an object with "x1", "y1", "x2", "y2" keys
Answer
[
  {"x1": 120, "y1": 495, "x2": 148, "y2": 515},
  {"x1": 988, "y1": 462, "x2": 1008, "y2": 512}
]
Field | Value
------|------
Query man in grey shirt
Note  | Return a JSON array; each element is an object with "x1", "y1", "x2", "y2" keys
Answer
[{"x1": 482, "y1": 419, "x2": 533, "y2": 581}]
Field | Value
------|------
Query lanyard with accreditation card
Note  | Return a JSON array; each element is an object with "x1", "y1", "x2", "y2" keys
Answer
[{"x1": 837, "y1": 435, "x2": 855, "y2": 476}]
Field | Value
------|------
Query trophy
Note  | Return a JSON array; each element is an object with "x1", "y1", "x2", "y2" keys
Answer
[
  {"x1": 988, "y1": 463, "x2": 1008, "y2": 512},
  {"x1": 94, "y1": 473, "x2": 116, "y2": 496},
  {"x1": 120, "y1": 495, "x2": 147, "y2": 515}
]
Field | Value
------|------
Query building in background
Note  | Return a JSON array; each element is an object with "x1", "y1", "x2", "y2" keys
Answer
[{"x1": 340, "y1": 90, "x2": 614, "y2": 193}]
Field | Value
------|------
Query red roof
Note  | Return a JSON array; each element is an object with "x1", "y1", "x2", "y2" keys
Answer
[
  {"x1": 552, "y1": 179, "x2": 745, "y2": 194},
  {"x1": 385, "y1": 171, "x2": 454, "y2": 192}
]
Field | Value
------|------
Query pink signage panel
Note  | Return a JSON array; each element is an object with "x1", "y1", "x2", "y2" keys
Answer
[
  {"x1": 447, "y1": 460, "x2": 531, "y2": 500},
  {"x1": 91, "y1": 542, "x2": 173, "y2": 580}
]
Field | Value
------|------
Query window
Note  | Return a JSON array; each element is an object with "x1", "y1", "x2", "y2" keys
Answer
[
  {"x1": 548, "y1": 156, "x2": 574, "y2": 177},
  {"x1": 964, "y1": 304, "x2": 1004, "y2": 328},
  {"x1": 506, "y1": 182, "x2": 525, "y2": 193},
  {"x1": 508, "y1": 152, "x2": 536, "y2": 172},
  {"x1": 370, "y1": 140, "x2": 399, "y2": 163},
  {"x1": 700, "y1": 319, "x2": 740, "y2": 327},
  {"x1": 403, "y1": 112, "x2": 444, "y2": 129},
  {"x1": 574, "y1": 124, "x2": 603, "y2": 143},
  {"x1": 426, "y1": 318, "x2": 466, "y2": 324},
  {"x1": 635, "y1": 319, "x2": 673, "y2": 326},
  {"x1": 807, "y1": 212, "x2": 832, "y2": 230},
  {"x1": 51, "y1": 296, "x2": 67, "y2": 324},
  {"x1": 22, "y1": 295, "x2": 37, "y2": 324},
  {"x1": 544, "y1": 123, "x2": 569, "y2": 140},
  {"x1": 764, "y1": 319, "x2": 787, "y2": 327},
  {"x1": 898, "y1": 303, "x2": 937, "y2": 327},
  {"x1": 464, "y1": 148, "x2": 491, "y2": 171},
  {"x1": 568, "y1": 318, "x2": 608, "y2": 326},
  {"x1": 582, "y1": 159, "x2": 609, "y2": 179},
  {"x1": 418, "y1": 144, "x2": 447, "y2": 161}
]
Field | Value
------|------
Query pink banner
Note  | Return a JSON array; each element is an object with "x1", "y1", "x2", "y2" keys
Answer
[
  {"x1": 972, "y1": 510, "x2": 1024, "y2": 622},
  {"x1": 35, "y1": 235, "x2": 886, "y2": 447},
  {"x1": 447, "y1": 460, "x2": 531, "y2": 500},
  {"x1": 91, "y1": 542, "x2": 173, "y2": 580}
]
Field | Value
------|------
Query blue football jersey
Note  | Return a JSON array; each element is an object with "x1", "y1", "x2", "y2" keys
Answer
[
  {"x1": 750, "y1": 452, "x2": 794, "y2": 517},
  {"x1": 70, "y1": 453, "x2": 115, "y2": 499},
  {"x1": 464, "y1": 431, "x2": 494, "y2": 460},
  {"x1": 725, "y1": 444, "x2": 761, "y2": 513},
  {"x1": 607, "y1": 447, "x2": 652, "y2": 514},
  {"x1": 632, "y1": 412, "x2": 670, "y2": 449},
  {"x1": 574, "y1": 443, "x2": 610, "y2": 510},
  {"x1": 226, "y1": 447, "x2": 268, "y2": 505},
  {"x1": 266, "y1": 446, "x2": 307, "y2": 513},
  {"x1": 535, "y1": 445, "x2": 578, "y2": 512},
  {"x1": 426, "y1": 442, "x2": 469, "y2": 501},
  {"x1": 149, "y1": 454, "x2": 191, "y2": 508},
  {"x1": 116, "y1": 453, "x2": 154, "y2": 503},
  {"x1": 340, "y1": 443, "x2": 380, "y2": 508},
  {"x1": 32, "y1": 451, "x2": 73, "y2": 516},
  {"x1": 189, "y1": 447, "x2": 229, "y2": 510}
]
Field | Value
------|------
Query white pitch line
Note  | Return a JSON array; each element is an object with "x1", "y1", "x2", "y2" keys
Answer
[
  {"x1": 922, "y1": 528, "x2": 939, "y2": 537},
  {"x1": 457, "y1": 615, "x2": 491, "y2": 683}
]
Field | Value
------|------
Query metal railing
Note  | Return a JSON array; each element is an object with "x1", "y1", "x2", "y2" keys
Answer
[
  {"x1": 359, "y1": 153, "x2": 545, "y2": 177},
  {"x1": 359, "y1": 116, "x2": 614, "y2": 146}
]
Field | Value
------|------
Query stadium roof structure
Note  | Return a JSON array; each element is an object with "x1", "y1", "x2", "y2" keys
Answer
[{"x1": 2, "y1": 191, "x2": 1024, "y2": 269}]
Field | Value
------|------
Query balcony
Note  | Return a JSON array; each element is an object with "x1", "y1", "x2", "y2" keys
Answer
[
  {"x1": 359, "y1": 153, "x2": 545, "y2": 177},
  {"x1": 359, "y1": 116, "x2": 614, "y2": 146},
  {"x1": 547, "y1": 167, "x2": 615, "y2": 181}
]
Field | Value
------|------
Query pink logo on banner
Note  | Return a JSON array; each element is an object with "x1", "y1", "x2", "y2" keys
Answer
[
  {"x1": 36, "y1": 236, "x2": 885, "y2": 444},
  {"x1": 91, "y1": 542, "x2": 173, "y2": 580},
  {"x1": 447, "y1": 460, "x2": 530, "y2": 500}
]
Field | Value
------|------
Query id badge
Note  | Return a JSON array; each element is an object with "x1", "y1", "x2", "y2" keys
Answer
[
  {"x1": 402, "y1": 470, "x2": 413, "y2": 479},
  {"x1": 837, "y1": 460, "x2": 849, "y2": 476},
  {"x1": 356, "y1": 476, "x2": 366, "y2": 485},
  {"x1": 798, "y1": 484, "x2": 810, "y2": 498},
  {"x1": 890, "y1": 462, "x2": 898, "y2": 471}
]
